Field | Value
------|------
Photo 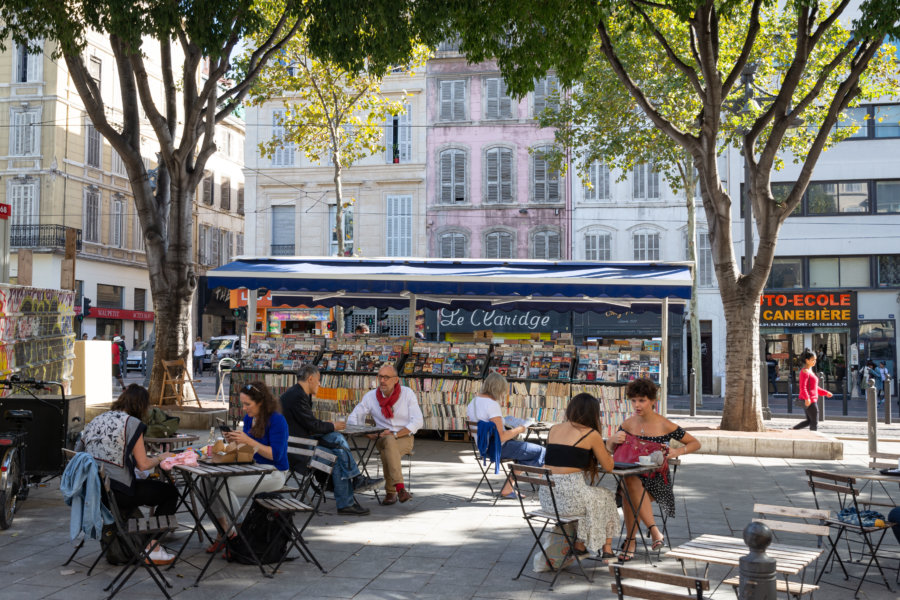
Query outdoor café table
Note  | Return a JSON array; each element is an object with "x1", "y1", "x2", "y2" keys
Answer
[
  {"x1": 145, "y1": 433, "x2": 199, "y2": 453},
  {"x1": 595, "y1": 463, "x2": 660, "y2": 563},
  {"x1": 836, "y1": 470, "x2": 900, "y2": 505},
  {"x1": 524, "y1": 422, "x2": 551, "y2": 445},
  {"x1": 171, "y1": 461, "x2": 275, "y2": 585},
  {"x1": 666, "y1": 533, "x2": 822, "y2": 595},
  {"x1": 343, "y1": 424, "x2": 387, "y2": 476}
]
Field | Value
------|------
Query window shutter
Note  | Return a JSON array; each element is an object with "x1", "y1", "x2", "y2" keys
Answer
[
  {"x1": 498, "y1": 80, "x2": 511, "y2": 118},
  {"x1": 110, "y1": 200, "x2": 120, "y2": 247},
  {"x1": 272, "y1": 110, "x2": 295, "y2": 166},
  {"x1": 500, "y1": 149, "x2": 512, "y2": 202},
  {"x1": 236, "y1": 233, "x2": 244, "y2": 256},
  {"x1": 585, "y1": 163, "x2": 597, "y2": 201},
  {"x1": 202, "y1": 174, "x2": 213, "y2": 205},
  {"x1": 547, "y1": 161, "x2": 559, "y2": 202},
  {"x1": 486, "y1": 233, "x2": 498, "y2": 258},
  {"x1": 534, "y1": 153, "x2": 546, "y2": 201},
  {"x1": 440, "y1": 234, "x2": 452, "y2": 258},
  {"x1": 649, "y1": 233, "x2": 660, "y2": 260},
  {"x1": 534, "y1": 78, "x2": 546, "y2": 115},
  {"x1": 198, "y1": 226, "x2": 207, "y2": 264},
  {"x1": 440, "y1": 151, "x2": 452, "y2": 204},
  {"x1": 548, "y1": 232, "x2": 560, "y2": 259},
  {"x1": 453, "y1": 151, "x2": 466, "y2": 203},
  {"x1": 486, "y1": 148, "x2": 499, "y2": 204},
  {"x1": 399, "y1": 105, "x2": 412, "y2": 162},
  {"x1": 599, "y1": 163, "x2": 610, "y2": 200},
  {"x1": 599, "y1": 234, "x2": 611, "y2": 260},
  {"x1": 486, "y1": 78, "x2": 499, "y2": 119},
  {"x1": 210, "y1": 227, "x2": 219, "y2": 266},
  {"x1": 220, "y1": 177, "x2": 231, "y2": 210},
  {"x1": 237, "y1": 185, "x2": 244, "y2": 215},
  {"x1": 500, "y1": 232, "x2": 512, "y2": 258},
  {"x1": 453, "y1": 80, "x2": 466, "y2": 121},
  {"x1": 271, "y1": 205, "x2": 296, "y2": 247},
  {"x1": 440, "y1": 81, "x2": 452, "y2": 121},
  {"x1": 10, "y1": 182, "x2": 35, "y2": 227},
  {"x1": 386, "y1": 195, "x2": 397, "y2": 256},
  {"x1": 401, "y1": 196, "x2": 411, "y2": 255},
  {"x1": 384, "y1": 115, "x2": 393, "y2": 163},
  {"x1": 585, "y1": 235, "x2": 597, "y2": 260},
  {"x1": 26, "y1": 46, "x2": 40, "y2": 82},
  {"x1": 648, "y1": 163, "x2": 659, "y2": 198},
  {"x1": 634, "y1": 164, "x2": 646, "y2": 199}
]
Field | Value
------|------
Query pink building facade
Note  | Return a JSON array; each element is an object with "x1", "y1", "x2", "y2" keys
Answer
[{"x1": 425, "y1": 47, "x2": 572, "y2": 260}]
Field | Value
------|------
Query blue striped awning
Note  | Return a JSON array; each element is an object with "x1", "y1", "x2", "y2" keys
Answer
[{"x1": 207, "y1": 257, "x2": 691, "y2": 312}]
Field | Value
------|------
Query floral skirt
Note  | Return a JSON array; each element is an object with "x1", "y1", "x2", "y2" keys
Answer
[{"x1": 538, "y1": 471, "x2": 619, "y2": 554}]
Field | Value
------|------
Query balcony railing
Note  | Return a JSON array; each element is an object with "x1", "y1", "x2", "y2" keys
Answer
[
  {"x1": 11, "y1": 225, "x2": 82, "y2": 250},
  {"x1": 271, "y1": 244, "x2": 295, "y2": 256}
]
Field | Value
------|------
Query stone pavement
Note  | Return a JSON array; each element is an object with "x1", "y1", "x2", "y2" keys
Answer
[{"x1": 3, "y1": 416, "x2": 900, "y2": 599}]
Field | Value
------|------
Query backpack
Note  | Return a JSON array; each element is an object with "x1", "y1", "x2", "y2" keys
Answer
[
  {"x1": 143, "y1": 407, "x2": 181, "y2": 438},
  {"x1": 225, "y1": 493, "x2": 291, "y2": 565}
]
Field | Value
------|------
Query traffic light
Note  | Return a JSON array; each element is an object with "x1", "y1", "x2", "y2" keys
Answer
[
  {"x1": 82, "y1": 297, "x2": 92, "y2": 319},
  {"x1": 231, "y1": 307, "x2": 247, "y2": 319}
]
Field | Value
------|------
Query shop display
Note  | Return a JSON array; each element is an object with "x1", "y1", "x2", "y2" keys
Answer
[
  {"x1": 403, "y1": 376, "x2": 482, "y2": 430},
  {"x1": 401, "y1": 342, "x2": 490, "y2": 377},
  {"x1": 319, "y1": 337, "x2": 404, "y2": 374},
  {"x1": 0, "y1": 285, "x2": 76, "y2": 393},
  {"x1": 574, "y1": 340, "x2": 661, "y2": 384},
  {"x1": 241, "y1": 333, "x2": 324, "y2": 370},
  {"x1": 489, "y1": 341, "x2": 575, "y2": 381}
]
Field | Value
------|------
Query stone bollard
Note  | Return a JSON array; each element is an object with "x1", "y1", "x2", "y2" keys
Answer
[
  {"x1": 739, "y1": 522, "x2": 777, "y2": 600},
  {"x1": 816, "y1": 370, "x2": 825, "y2": 422},
  {"x1": 867, "y1": 378, "x2": 877, "y2": 457},
  {"x1": 885, "y1": 376, "x2": 892, "y2": 425}
]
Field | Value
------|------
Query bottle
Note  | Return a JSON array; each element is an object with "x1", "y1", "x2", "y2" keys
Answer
[{"x1": 206, "y1": 427, "x2": 216, "y2": 458}]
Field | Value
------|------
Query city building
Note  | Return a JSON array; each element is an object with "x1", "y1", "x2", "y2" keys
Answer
[{"x1": 1, "y1": 35, "x2": 245, "y2": 347}]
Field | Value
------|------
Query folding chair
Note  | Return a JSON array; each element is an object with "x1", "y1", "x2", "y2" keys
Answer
[
  {"x1": 466, "y1": 420, "x2": 514, "y2": 504},
  {"x1": 509, "y1": 464, "x2": 592, "y2": 590},
  {"x1": 806, "y1": 469, "x2": 895, "y2": 597},
  {"x1": 610, "y1": 564, "x2": 711, "y2": 600},
  {"x1": 100, "y1": 465, "x2": 178, "y2": 599},
  {"x1": 722, "y1": 503, "x2": 829, "y2": 598},
  {"x1": 253, "y1": 447, "x2": 335, "y2": 575},
  {"x1": 280, "y1": 436, "x2": 318, "y2": 498}
]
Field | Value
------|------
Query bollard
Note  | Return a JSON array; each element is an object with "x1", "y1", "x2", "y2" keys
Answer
[
  {"x1": 886, "y1": 376, "x2": 892, "y2": 425},
  {"x1": 816, "y1": 370, "x2": 825, "y2": 422},
  {"x1": 739, "y1": 522, "x2": 778, "y2": 600},
  {"x1": 867, "y1": 378, "x2": 878, "y2": 457},
  {"x1": 842, "y1": 375, "x2": 848, "y2": 416},
  {"x1": 689, "y1": 367, "x2": 696, "y2": 417}
]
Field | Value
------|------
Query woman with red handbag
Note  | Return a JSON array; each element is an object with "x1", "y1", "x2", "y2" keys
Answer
[{"x1": 606, "y1": 378, "x2": 700, "y2": 561}]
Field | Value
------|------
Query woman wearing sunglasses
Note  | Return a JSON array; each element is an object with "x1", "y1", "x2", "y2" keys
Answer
[{"x1": 206, "y1": 381, "x2": 289, "y2": 553}]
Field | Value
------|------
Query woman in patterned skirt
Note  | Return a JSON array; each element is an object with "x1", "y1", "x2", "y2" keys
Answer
[
  {"x1": 607, "y1": 378, "x2": 701, "y2": 561},
  {"x1": 540, "y1": 392, "x2": 619, "y2": 562}
]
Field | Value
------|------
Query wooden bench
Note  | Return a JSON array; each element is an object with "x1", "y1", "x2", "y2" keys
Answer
[{"x1": 610, "y1": 564, "x2": 710, "y2": 600}]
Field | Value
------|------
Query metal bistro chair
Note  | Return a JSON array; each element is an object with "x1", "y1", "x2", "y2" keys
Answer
[
  {"x1": 610, "y1": 564, "x2": 711, "y2": 600},
  {"x1": 509, "y1": 464, "x2": 592, "y2": 590},
  {"x1": 279, "y1": 436, "x2": 318, "y2": 500},
  {"x1": 466, "y1": 420, "x2": 514, "y2": 504}
]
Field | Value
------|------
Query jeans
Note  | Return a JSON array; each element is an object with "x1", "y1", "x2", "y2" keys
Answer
[
  {"x1": 500, "y1": 439, "x2": 546, "y2": 467},
  {"x1": 890, "y1": 507, "x2": 900, "y2": 544},
  {"x1": 316, "y1": 431, "x2": 361, "y2": 509}
]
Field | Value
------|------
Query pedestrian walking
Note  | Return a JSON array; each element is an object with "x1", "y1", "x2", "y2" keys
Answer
[
  {"x1": 111, "y1": 336, "x2": 126, "y2": 390},
  {"x1": 193, "y1": 336, "x2": 207, "y2": 376},
  {"x1": 877, "y1": 361, "x2": 889, "y2": 403},
  {"x1": 793, "y1": 348, "x2": 832, "y2": 432}
]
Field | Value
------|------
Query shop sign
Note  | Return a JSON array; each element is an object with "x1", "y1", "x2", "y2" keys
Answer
[
  {"x1": 431, "y1": 308, "x2": 570, "y2": 333},
  {"x1": 759, "y1": 291, "x2": 856, "y2": 327},
  {"x1": 268, "y1": 309, "x2": 331, "y2": 322},
  {"x1": 0, "y1": 203, "x2": 10, "y2": 219},
  {"x1": 229, "y1": 289, "x2": 273, "y2": 308},
  {"x1": 87, "y1": 307, "x2": 155, "y2": 321}
]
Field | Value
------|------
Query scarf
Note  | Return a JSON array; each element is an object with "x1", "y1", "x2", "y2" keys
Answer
[{"x1": 376, "y1": 384, "x2": 402, "y2": 419}]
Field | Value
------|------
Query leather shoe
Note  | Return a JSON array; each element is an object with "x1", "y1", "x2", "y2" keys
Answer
[
  {"x1": 397, "y1": 488, "x2": 412, "y2": 503},
  {"x1": 352, "y1": 476, "x2": 384, "y2": 493},
  {"x1": 381, "y1": 492, "x2": 398, "y2": 505},
  {"x1": 337, "y1": 501, "x2": 370, "y2": 516}
]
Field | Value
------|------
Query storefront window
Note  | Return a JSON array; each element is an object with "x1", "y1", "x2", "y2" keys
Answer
[
  {"x1": 766, "y1": 258, "x2": 804, "y2": 289},
  {"x1": 809, "y1": 256, "x2": 869, "y2": 288},
  {"x1": 875, "y1": 180, "x2": 900, "y2": 214},
  {"x1": 97, "y1": 283, "x2": 123, "y2": 308},
  {"x1": 858, "y1": 320, "x2": 896, "y2": 384},
  {"x1": 878, "y1": 256, "x2": 900, "y2": 287}
]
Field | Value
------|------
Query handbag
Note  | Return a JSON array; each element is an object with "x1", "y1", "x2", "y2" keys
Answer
[{"x1": 612, "y1": 431, "x2": 670, "y2": 482}]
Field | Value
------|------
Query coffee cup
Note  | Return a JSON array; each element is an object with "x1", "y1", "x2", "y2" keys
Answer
[{"x1": 638, "y1": 455, "x2": 652, "y2": 465}]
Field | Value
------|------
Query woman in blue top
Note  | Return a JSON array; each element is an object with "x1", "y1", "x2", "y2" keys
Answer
[{"x1": 207, "y1": 381, "x2": 289, "y2": 553}]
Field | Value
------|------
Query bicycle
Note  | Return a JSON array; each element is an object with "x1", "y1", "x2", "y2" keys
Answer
[{"x1": 0, "y1": 375, "x2": 64, "y2": 529}]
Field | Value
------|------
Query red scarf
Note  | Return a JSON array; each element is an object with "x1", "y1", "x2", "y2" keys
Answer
[{"x1": 376, "y1": 384, "x2": 401, "y2": 419}]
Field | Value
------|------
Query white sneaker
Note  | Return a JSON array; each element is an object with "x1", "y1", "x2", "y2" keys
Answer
[{"x1": 145, "y1": 546, "x2": 175, "y2": 565}]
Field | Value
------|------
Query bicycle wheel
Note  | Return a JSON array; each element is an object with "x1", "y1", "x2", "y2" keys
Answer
[{"x1": 0, "y1": 447, "x2": 20, "y2": 529}]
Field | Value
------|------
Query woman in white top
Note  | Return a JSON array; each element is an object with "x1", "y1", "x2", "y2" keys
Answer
[{"x1": 466, "y1": 371, "x2": 545, "y2": 498}]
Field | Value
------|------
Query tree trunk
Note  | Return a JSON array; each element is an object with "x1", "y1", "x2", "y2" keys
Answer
[{"x1": 720, "y1": 285, "x2": 764, "y2": 431}]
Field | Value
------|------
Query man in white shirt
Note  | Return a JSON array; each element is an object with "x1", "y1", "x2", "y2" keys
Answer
[
  {"x1": 348, "y1": 364, "x2": 423, "y2": 505},
  {"x1": 193, "y1": 336, "x2": 207, "y2": 375}
]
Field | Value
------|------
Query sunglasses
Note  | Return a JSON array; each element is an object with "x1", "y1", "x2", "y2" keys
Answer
[{"x1": 243, "y1": 384, "x2": 256, "y2": 393}]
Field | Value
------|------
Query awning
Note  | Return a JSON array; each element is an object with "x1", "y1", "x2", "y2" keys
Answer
[{"x1": 206, "y1": 257, "x2": 692, "y2": 313}]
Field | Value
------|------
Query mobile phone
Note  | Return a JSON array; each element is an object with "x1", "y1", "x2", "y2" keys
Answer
[{"x1": 219, "y1": 424, "x2": 233, "y2": 434}]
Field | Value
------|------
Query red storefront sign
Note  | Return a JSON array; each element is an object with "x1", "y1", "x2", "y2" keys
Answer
[
  {"x1": 0, "y1": 204, "x2": 10, "y2": 219},
  {"x1": 86, "y1": 307, "x2": 155, "y2": 321}
]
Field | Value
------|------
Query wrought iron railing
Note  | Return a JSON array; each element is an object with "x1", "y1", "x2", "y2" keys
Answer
[{"x1": 10, "y1": 225, "x2": 82, "y2": 250}]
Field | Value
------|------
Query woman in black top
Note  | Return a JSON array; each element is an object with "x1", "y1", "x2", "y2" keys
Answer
[{"x1": 541, "y1": 393, "x2": 618, "y2": 561}]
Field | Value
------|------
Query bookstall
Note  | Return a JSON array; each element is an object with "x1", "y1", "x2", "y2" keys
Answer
[{"x1": 209, "y1": 257, "x2": 692, "y2": 432}]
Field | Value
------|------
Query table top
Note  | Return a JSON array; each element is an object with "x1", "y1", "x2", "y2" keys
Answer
[
  {"x1": 666, "y1": 534, "x2": 822, "y2": 575},
  {"x1": 145, "y1": 434, "x2": 199, "y2": 444},
  {"x1": 527, "y1": 423, "x2": 551, "y2": 431},
  {"x1": 343, "y1": 424, "x2": 385, "y2": 435},
  {"x1": 839, "y1": 470, "x2": 900, "y2": 483},
  {"x1": 611, "y1": 463, "x2": 660, "y2": 476},
  {"x1": 173, "y1": 462, "x2": 275, "y2": 478}
]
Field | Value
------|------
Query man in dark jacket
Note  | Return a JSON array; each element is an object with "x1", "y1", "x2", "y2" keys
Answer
[{"x1": 280, "y1": 365, "x2": 381, "y2": 515}]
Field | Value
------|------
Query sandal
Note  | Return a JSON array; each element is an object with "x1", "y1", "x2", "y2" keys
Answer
[
  {"x1": 618, "y1": 538, "x2": 635, "y2": 562},
  {"x1": 599, "y1": 548, "x2": 617, "y2": 565},
  {"x1": 501, "y1": 490, "x2": 526, "y2": 500},
  {"x1": 206, "y1": 538, "x2": 226, "y2": 554},
  {"x1": 648, "y1": 524, "x2": 665, "y2": 551}
]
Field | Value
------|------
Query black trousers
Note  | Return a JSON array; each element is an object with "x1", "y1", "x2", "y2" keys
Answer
[
  {"x1": 113, "y1": 479, "x2": 179, "y2": 516},
  {"x1": 793, "y1": 402, "x2": 819, "y2": 432}
]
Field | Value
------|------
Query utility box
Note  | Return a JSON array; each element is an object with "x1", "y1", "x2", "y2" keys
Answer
[
  {"x1": 73, "y1": 340, "x2": 113, "y2": 406},
  {"x1": 0, "y1": 394, "x2": 85, "y2": 476}
]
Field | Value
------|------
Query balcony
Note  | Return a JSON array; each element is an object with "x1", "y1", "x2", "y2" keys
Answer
[
  {"x1": 271, "y1": 244, "x2": 295, "y2": 256},
  {"x1": 11, "y1": 225, "x2": 82, "y2": 251}
]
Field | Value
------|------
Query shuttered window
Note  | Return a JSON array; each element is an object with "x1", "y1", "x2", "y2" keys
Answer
[
  {"x1": 198, "y1": 225, "x2": 208, "y2": 264},
  {"x1": 111, "y1": 149, "x2": 127, "y2": 175},
  {"x1": 533, "y1": 230, "x2": 561, "y2": 260},
  {"x1": 685, "y1": 231, "x2": 715, "y2": 287},
  {"x1": 86, "y1": 120, "x2": 102, "y2": 168},
  {"x1": 439, "y1": 149, "x2": 467, "y2": 204},
  {"x1": 202, "y1": 172, "x2": 214, "y2": 205},
  {"x1": 271, "y1": 109, "x2": 295, "y2": 167},
  {"x1": 237, "y1": 184, "x2": 245, "y2": 215},
  {"x1": 485, "y1": 231, "x2": 514, "y2": 259},
  {"x1": 15, "y1": 40, "x2": 42, "y2": 83},
  {"x1": 633, "y1": 162, "x2": 660, "y2": 199},
  {"x1": 585, "y1": 232, "x2": 611, "y2": 261},
  {"x1": 533, "y1": 75, "x2": 559, "y2": 116},
  {"x1": 584, "y1": 161, "x2": 610, "y2": 201},
  {"x1": 83, "y1": 188, "x2": 100, "y2": 243},
  {"x1": 439, "y1": 233, "x2": 467, "y2": 258},
  {"x1": 484, "y1": 78, "x2": 512, "y2": 119},
  {"x1": 385, "y1": 104, "x2": 412, "y2": 163},
  {"x1": 485, "y1": 147, "x2": 513, "y2": 204},
  {"x1": 8, "y1": 180, "x2": 37, "y2": 227},
  {"x1": 110, "y1": 197, "x2": 124, "y2": 248},
  {"x1": 439, "y1": 80, "x2": 466, "y2": 121},
  {"x1": 271, "y1": 205, "x2": 296, "y2": 253},
  {"x1": 236, "y1": 233, "x2": 244, "y2": 257},
  {"x1": 220, "y1": 177, "x2": 231, "y2": 211},
  {"x1": 133, "y1": 212, "x2": 144, "y2": 251},
  {"x1": 209, "y1": 227, "x2": 219, "y2": 266},
  {"x1": 385, "y1": 195, "x2": 412, "y2": 257},
  {"x1": 532, "y1": 148, "x2": 560, "y2": 203},
  {"x1": 134, "y1": 288, "x2": 146, "y2": 311},
  {"x1": 633, "y1": 230, "x2": 660, "y2": 260},
  {"x1": 11, "y1": 109, "x2": 39, "y2": 156}
]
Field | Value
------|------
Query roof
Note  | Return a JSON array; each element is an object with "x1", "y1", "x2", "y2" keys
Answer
[{"x1": 207, "y1": 257, "x2": 692, "y2": 313}]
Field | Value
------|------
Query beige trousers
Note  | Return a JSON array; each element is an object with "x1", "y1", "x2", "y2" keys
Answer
[{"x1": 375, "y1": 435, "x2": 414, "y2": 491}]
